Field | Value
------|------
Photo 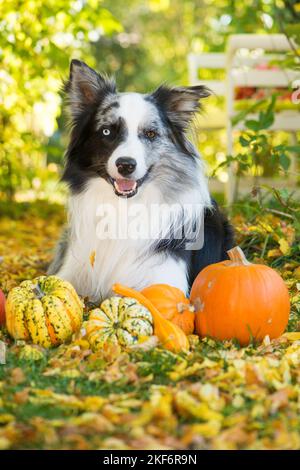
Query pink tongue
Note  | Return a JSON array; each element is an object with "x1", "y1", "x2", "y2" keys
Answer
[{"x1": 115, "y1": 179, "x2": 136, "y2": 191}]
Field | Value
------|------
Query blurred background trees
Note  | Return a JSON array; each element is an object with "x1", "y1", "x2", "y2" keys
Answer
[{"x1": 0, "y1": 0, "x2": 299, "y2": 201}]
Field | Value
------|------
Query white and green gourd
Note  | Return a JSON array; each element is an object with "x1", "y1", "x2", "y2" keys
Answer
[{"x1": 85, "y1": 296, "x2": 153, "y2": 350}]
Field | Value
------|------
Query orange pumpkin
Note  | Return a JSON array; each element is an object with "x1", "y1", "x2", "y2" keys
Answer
[
  {"x1": 141, "y1": 284, "x2": 195, "y2": 335},
  {"x1": 190, "y1": 246, "x2": 290, "y2": 345}
]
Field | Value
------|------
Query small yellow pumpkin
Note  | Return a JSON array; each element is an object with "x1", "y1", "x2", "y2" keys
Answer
[
  {"x1": 85, "y1": 296, "x2": 154, "y2": 351},
  {"x1": 6, "y1": 276, "x2": 83, "y2": 348}
]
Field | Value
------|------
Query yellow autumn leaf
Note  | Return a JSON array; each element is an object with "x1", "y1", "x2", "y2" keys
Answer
[
  {"x1": 89, "y1": 250, "x2": 96, "y2": 268},
  {"x1": 184, "y1": 421, "x2": 221, "y2": 441},
  {"x1": 175, "y1": 391, "x2": 223, "y2": 422},
  {"x1": 129, "y1": 335, "x2": 159, "y2": 351},
  {"x1": 267, "y1": 248, "x2": 282, "y2": 258},
  {"x1": 293, "y1": 266, "x2": 300, "y2": 280},
  {"x1": 0, "y1": 438, "x2": 11, "y2": 450},
  {"x1": 283, "y1": 332, "x2": 300, "y2": 342},
  {"x1": 278, "y1": 238, "x2": 290, "y2": 255},
  {"x1": 0, "y1": 414, "x2": 15, "y2": 424},
  {"x1": 71, "y1": 338, "x2": 91, "y2": 350},
  {"x1": 169, "y1": 362, "x2": 202, "y2": 381},
  {"x1": 259, "y1": 222, "x2": 274, "y2": 233},
  {"x1": 59, "y1": 369, "x2": 81, "y2": 378},
  {"x1": 83, "y1": 396, "x2": 106, "y2": 411}
]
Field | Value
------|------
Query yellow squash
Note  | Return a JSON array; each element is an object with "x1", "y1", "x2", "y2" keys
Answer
[{"x1": 6, "y1": 276, "x2": 83, "y2": 348}]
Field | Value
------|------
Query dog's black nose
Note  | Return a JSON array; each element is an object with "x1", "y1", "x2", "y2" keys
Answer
[{"x1": 116, "y1": 157, "x2": 137, "y2": 176}]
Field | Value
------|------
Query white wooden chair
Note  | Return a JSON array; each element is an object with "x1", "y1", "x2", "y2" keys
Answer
[
  {"x1": 226, "y1": 34, "x2": 299, "y2": 202},
  {"x1": 188, "y1": 34, "x2": 300, "y2": 203},
  {"x1": 187, "y1": 52, "x2": 226, "y2": 130}
]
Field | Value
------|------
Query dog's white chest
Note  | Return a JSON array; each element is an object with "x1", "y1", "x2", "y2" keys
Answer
[
  {"x1": 57, "y1": 237, "x2": 188, "y2": 301},
  {"x1": 56, "y1": 180, "x2": 189, "y2": 300}
]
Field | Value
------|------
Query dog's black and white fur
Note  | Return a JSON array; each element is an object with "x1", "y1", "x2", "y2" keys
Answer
[{"x1": 48, "y1": 59, "x2": 234, "y2": 301}]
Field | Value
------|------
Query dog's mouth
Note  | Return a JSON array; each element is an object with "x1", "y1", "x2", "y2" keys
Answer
[
  {"x1": 108, "y1": 167, "x2": 152, "y2": 198},
  {"x1": 111, "y1": 178, "x2": 138, "y2": 198}
]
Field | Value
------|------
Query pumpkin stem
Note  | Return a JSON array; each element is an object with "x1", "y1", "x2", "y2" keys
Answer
[
  {"x1": 32, "y1": 284, "x2": 45, "y2": 299},
  {"x1": 177, "y1": 302, "x2": 195, "y2": 313},
  {"x1": 227, "y1": 246, "x2": 251, "y2": 266}
]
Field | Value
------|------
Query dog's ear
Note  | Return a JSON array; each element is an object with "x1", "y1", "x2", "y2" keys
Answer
[
  {"x1": 65, "y1": 59, "x2": 116, "y2": 119},
  {"x1": 150, "y1": 85, "x2": 211, "y2": 129}
]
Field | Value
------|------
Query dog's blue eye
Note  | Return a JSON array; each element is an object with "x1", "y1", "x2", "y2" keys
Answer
[
  {"x1": 102, "y1": 128, "x2": 111, "y2": 136},
  {"x1": 144, "y1": 129, "x2": 157, "y2": 140}
]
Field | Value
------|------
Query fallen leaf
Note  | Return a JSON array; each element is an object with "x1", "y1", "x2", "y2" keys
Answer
[
  {"x1": 278, "y1": 238, "x2": 290, "y2": 255},
  {"x1": 10, "y1": 368, "x2": 26, "y2": 385},
  {"x1": 89, "y1": 251, "x2": 96, "y2": 268}
]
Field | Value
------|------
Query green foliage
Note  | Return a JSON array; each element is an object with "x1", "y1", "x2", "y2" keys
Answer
[
  {"x1": 213, "y1": 94, "x2": 300, "y2": 197},
  {"x1": 0, "y1": 0, "x2": 121, "y2": 200},
  {"x1": 96, "y1": 0, "x2": 283, "y2": 90},
  {"x1": 235, "y1": 96, "x2": 292, "y2": 175}
]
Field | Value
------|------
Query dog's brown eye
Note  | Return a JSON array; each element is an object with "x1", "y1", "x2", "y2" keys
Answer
[{"x1": 144, "y1": 129, "x2": 157, "y2": 140}]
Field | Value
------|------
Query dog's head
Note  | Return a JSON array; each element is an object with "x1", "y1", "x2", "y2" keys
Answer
[{"x1": 63, "y1": 59, "x2": 210, "y2": 198}]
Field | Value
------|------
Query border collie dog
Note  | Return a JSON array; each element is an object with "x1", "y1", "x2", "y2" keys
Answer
[{"x1": 48, "y1": 59, "x2": 234, "y2": 301}]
